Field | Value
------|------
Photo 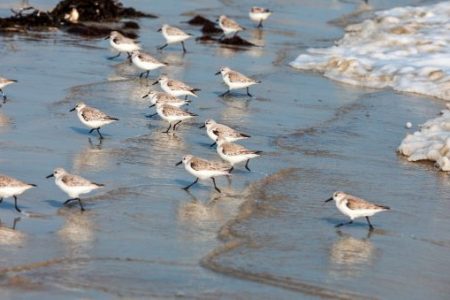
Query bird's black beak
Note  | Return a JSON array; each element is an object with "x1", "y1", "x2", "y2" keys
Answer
[
  {"x1": 142, "y1": 94, "x2": 149, "y2": 98},
  {"x1": 157, "y1": 28, "x2": 162, "y2": 32},
  {"x1": 152, "y1": 80, "x2": 158, "y2": 85},
  {"x1": 199, "y1": 124, "x2": 205, "y2": 128},
  {"x1": 70, "y1": 107, "x2": 76, "y2": 112},
  {"x1": 215, "y1": 71, "x2": 221, "y2": 75},
  {"x1": 149, "y1": 104, "x2": 155, "y2": 108},
  {"x1": 324, "y1": 197, "x2": 333, "y2": 203},
  {"x1": 175, "y1": 161, "x2": 182, "y2": 166},
  {"x1": 46, "y1": 174, "x2": 54, "y2": 179},
  {"x1": 104, "y1": 36, "x2": 110, "y2": 40}
]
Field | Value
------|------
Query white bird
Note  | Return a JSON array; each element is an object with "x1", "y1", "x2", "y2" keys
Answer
[
  {"x1": 70, "y1": 102, "x2": 119, "y2": 139},
  {"x1": 325, "y1": 191, "x2": 390, "y2": 229},
  {"x1": 155, "y1": 101, "x2": 197, "y2": 133},
  {"x1": 218, "y1": 15, "x2": 245, "y2": 37},
  {"x1": 0, "y1": 77, "x2": 17, "y2": 101},
  {"x1": 143, "y1": 90, "x2": 190, "y2": 108},
  {"x1": 176, "y1": 155, "x2": 232, "y2": 193},
  {"x1": 158, "y1": 24, "x2": 192, "y2": 53},
  {"x1": 249, "y1": 7, "x2": 272, "y2": 28},
  {"x1": 200, "y1": 119, "x2": 250, "y2": 147},
  {"x1": 46, "y1": 168, "x2": 104, "y2": 211},
  {"x1": 0, "y1": 174, "x2": 36, "y2": 213},
  {"x1": 153, "y1": 75, "x2": 200, "y2": 99},
  {"x1": 105, "y1": 31, "x2": 141, "y2": 60},
  {"x1": 215, "y1": 67, "x2": 260, "y2": 97},
  {"x1": 131, "y1": 50, "x2": 166, "y2": 78},
  {"x1": 216, "y1": 138, "x2": 261, "y2": 172}
]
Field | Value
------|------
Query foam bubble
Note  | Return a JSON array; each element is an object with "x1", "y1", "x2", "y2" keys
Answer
[{"x1": 290, "y1": 2, "x2": 450, "y2": 100}]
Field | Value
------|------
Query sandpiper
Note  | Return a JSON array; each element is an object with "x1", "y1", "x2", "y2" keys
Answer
[
  {"x1": 158, "y1": 24, "x2": 192, "y2": 53},
  {"x1": 200, "y1": 119, "x2": 250, "y2": 147},
  {"x1": 46, "y1": 168, "x2": 104, "y2": 211},
  {"x1": 325, "y1": 191, "x2": 390, "y2": 229},
  {"x1": 249, "y1": 7, "x2": 272, "y2": 28},
  {"x1": 153, "y1": 75, "x2": 200, "y2": 99},
  {"x1": 215, "y1": 67, "x2": 260, "y2": 97},
  {"x1": 0, "y1": 174, "x2": 36, "y2": 213},
  {"x1": 0, "y1": 77, "x2": 17, "y2": 101},
  {"x1": 155, "y1": 101, "x2": 197, "y2": 133},
  {"x1": 216, "y1": 138, "x2": 261, "y2": 172},
  {"x1": 131, "y1": 50, "x2": 166, "y2": 78},
  {"x1": 105, "y1": 31, "x2": 141, "y2": 60},
  {"x1": 176, "y1": 155, "x2": 232, "y2": 193},
  {"x1": 70, "y1": 102, "x2": 119, "y2": 139},
  {"x1": 218, "y1": 15, "x2": 245, "y2": 37},
  {"x1": 143, "y1": 90, "x2": 190, "y2": 108}
]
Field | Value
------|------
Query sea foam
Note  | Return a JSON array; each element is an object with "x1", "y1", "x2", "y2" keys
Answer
[{"x1": 290, "y1": 1, "x2": 450, "y2": 101}]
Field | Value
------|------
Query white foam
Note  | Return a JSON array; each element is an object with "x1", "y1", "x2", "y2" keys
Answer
[
  {"x1": 290, "y1": 2, "x2": 450, "y2": 100},
  {"x1": 398, "y1": 109, "x2": 450, "y2": 171}
]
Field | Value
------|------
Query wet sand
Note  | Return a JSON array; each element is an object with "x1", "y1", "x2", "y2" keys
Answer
[{"x1": 0, "y1": 0, "x2": 449, "y2": 299}]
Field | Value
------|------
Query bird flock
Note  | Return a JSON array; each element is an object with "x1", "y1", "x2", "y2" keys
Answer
[{"x1": 0, "y1": 4, "x2": 389, "y2": 230}]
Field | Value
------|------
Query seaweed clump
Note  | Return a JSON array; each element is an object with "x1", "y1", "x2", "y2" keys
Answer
[{"x1": 0, "y1": 0, "x2": 156, "y2": 36}]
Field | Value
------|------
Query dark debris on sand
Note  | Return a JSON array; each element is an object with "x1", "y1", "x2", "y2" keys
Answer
[
  {"x1": 0, "y1": 0, "x2": 156, "y2": 37},
  {"x1": 186, "y1": 15, "x2": 221, "y2": 34}
]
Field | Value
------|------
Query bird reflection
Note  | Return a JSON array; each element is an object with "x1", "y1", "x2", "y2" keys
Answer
[
  {"x1": 177, "y1": 191, "x2": 224, "y2": 242},
  {"x1": 0, "y1": 217, "x2": 25, "y2": 246},
  {"x1": 72, "y1": 138, "x2": 113, "y2": 173},
  {"x1": 328, "y1": 230, "x2": 376, "y2": 277},
  {"x1": 218, "y1": 96, "x2": 252, "y2": 124},
  {"x1": 57, "y1": 210, "x2": 95, "y2": 255}
]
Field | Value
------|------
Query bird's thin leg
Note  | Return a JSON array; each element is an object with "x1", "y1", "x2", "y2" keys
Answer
[
  {"x1": 78, "y1": 198, "x2": 85, "y2": 211},
  {"x1": 229, "y1": 166, "x2": 234, "y2": 173},
  {"x1": 12, "y1": 217, "x2": 20, "y2": 230},
  {"x1": 96, "y1": 128, "x2": 104, "y2": 139},
  {"x1": 0, "y1": 198, "x2": 3, "y2": 203},
  {"x1": 107, "y1": 52, "x2": 121, "y2": 60},
  {"x1": 220, "y1": 89, "x2": 230, "y2": 97},
  {"x1": 63, "y1": 198, "x2": 77, "y2": 205},
  {"x1": 13, "y1": 196, "x2": 21, "y2": 213},
  {"x1": 183, "y1": 178, "x2": 199, "y2": 191},
  {"x1": 257, "y1": 20, "x2": 263, "y2": 28},
  {"x1": 146, "y1": 113, "x2": 158, "y2": 118},
  {"x1": 163, "y1": 123, "x2": 172, "y2": 133},
  {"x1": 89, "y1": 128, "x2": 95, "y2": 134},
  {"x1": 245, "y1": 159, "x2": 251, "y2": 171},
  {"x1": 211, "y1": 177, "x2": 221, "y2": 193},
  {"x1": 172, "y1": 121, "x2": 182, "y2": 131},
  {"x1": 0, "y1": 89, "x2": 6, "y2": 101},
  {"x1": 366, "y1": 216, "x2": 374, "y2": 230},
  {"x1": 139, "y1": 72, "x2": 145, "y2": 78},
  {"x1": 184, "y1": 95, "x2": 188, "y2": 100},
  {"x1": 246, "y1": 87, "x2": 252, "y2": 97},
  {"x1": 209, "y1": 142, "x2": 217, "y2": 147},
  {"x1": 181, "y1": 41, "x2": 187, "y2": 53},
  {"x1": 158, "y1": 43, "x2": 168, "y2": 50},
  {"x1": 335, "y1": 220, "x2": 353, "y2": 228},
  {"x1": 145, "y1": 70, "x2": 150, "y2": 78}
]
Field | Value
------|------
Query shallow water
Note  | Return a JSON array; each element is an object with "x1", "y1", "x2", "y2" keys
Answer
[{"x1": 0, "y1": 0, "x2": 449, "y2": 299}]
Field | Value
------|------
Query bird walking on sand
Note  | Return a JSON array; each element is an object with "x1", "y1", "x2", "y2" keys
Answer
[
  {"x1": 218, "y1": 15, "x2": 245, "y2": 37},
  {"x1": 215, "y1": 67, "x2": 260, "y2": 97},
  {"x1": 158, "y1": 24, "x2": 192, "y2": 53},
  {"x1": 105, "y1": 31, "x2": 140, "y2": 60},
  {"x1": 0, "y1": 174, "x2": 36, "y2": 213},
  {"x1": 131, "y1": 50, "x2": 166, "y2": 79},
  {"x1": 155, "y1": 101, "x2": 197, "y2": 133},
  {"x1": 216, "y1": 138, "x2": 261, "y2": 172},
  {"x1": 46, "y1": 168, "x2": 104, "y2": 211},
  {"x1": 176, "y1": 155, "x2": 232, "y2": 193},
  {"x1": 200, "y1": 119, "x2": 250, "y2": 147},
  {"x1": 70, "y1": 102, "x2": 119, "y2": 139},
  {"x1": 325, "y1": 191, "x2": 390, "y2": 230},
  {"x1": 249, "y1": 7, "x2": 272, "y2": 28}
]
